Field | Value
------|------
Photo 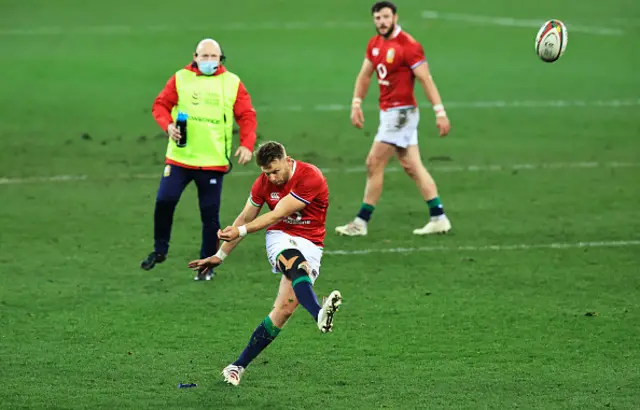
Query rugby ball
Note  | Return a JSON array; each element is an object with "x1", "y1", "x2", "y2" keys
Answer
[{"x1": 535, "y1": 19, "x2": 568, "y2": 62}]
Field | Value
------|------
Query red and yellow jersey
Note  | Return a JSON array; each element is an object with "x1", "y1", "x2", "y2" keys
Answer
[{"x1": 366, "y1": 27, "x2": 427, "y2": 111}]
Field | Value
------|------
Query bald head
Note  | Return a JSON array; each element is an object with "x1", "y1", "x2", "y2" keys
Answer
[
  {"x1": 193, "y1": 38, "x2": 223, "y2": 75},
  {"x1": 196, "y1": 38, "x2": 221, "y2": 55}
]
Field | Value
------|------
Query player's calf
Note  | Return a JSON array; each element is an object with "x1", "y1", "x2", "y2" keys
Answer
[
  {"x1": 398, "y1": 153, "x2": 437, "y2": 197},
  {"x1": 277, "y1": 249, "x2": 322, "y2": 321},
  {"x1": 398, "y1": 156, "x2": 423, "y2": 181},
  {"x1": 231, "y1": 315, "x2": 281, "y2": 371},
  {"x1": 397, "y1": 149, "x2": 450, "y2": 232},
  {"x1": 271, "y1": 297, "x2": 297, "y2": 327},
  {"x1": 335, "y1": 142, "x2": 393, "y2": 234}
]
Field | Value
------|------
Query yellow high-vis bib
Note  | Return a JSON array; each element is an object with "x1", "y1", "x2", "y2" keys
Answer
[{"x1": 166, "y1": 69, "x2": 240, "y2": 167}]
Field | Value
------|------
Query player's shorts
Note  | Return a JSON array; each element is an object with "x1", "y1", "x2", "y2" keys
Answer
[
  {"x1": 374, "y1": 106, "x2": 420, "y2": 148},
  {"x1": 265, "y1": 230, "x2": 323, "y2": 284}
]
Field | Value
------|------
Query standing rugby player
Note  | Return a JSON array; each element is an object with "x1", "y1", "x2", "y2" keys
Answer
[{"x1": 335, "y1": 1, "x2": 452, "y2": 237}]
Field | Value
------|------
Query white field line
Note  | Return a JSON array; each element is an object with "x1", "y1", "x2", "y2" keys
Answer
[
  {"x1": 1, "y1": 161, "x2": 638, "y2": 186},
  {"x1": 2, "y1": 15, "x2": 633, "y2": 37},
  {"x1": 1, "y1": 98, "x2": 637, "y2": 186},
  {"x1": 257, "y1": 98, "x2": 640, "y2": 113},
  {"x1": 0, "y1": 21, "x2": 371, "y2": 36},
  {"x1": 421, "y1": 10, "x2": 625, "y2": 36},
  {"x1": 324, "y1": 240, "x2": 640, "y2": 256}
]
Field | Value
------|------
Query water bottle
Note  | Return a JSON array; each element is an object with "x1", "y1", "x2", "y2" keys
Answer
[{"x1": 176, "y1": 112, "x2": 188, "y2": 147}]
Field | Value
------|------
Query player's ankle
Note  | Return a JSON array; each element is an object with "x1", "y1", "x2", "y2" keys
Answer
[{"x1": 354, "y1": 217, "x2": 368, "y2": 226}]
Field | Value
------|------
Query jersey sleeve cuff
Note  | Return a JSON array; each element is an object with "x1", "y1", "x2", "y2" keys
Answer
[
  {"x1": 249, "y1": 197, "x2": 263, "y2": 207},
  {"x1": 290, "y1": 192, "x2": 310, "y2": 205},
  {"x1": 410, "y1": 59, "x2": 426, "y2": 69}
]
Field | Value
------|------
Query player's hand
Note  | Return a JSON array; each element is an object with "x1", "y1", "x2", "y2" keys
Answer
[
  {"x1": 218, "y1": 226, "x2": 240, "y2": 241},
  {"x1": 351, "y1": 104, "x2": 365, "y2": 129},
  {"x1": 188, "y1": 256, "x2": 222, "y2": 275},
  {"x1": 235, "y1": 146, "x2": 253, "y2": 165},
  {"x1": 167, "y1": 123, "x2": 181, "y2": 143},
  {"x1": 436, "y1": 115, "x2": 451, "y2": 137}
]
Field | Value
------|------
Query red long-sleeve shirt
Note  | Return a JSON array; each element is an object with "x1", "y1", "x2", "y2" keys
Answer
[{"x1": 152, "y1": 63, "x2": 257, "y2": 171}]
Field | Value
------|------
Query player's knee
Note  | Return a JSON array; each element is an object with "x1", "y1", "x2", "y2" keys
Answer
[
  {"x1": 276, "y1": 249, "x2": 310, "y2": 281},
  {"x1": 401, "y1": 161, "x2": 418, "y2": 178},
  {"x1": 155, "y1": 198, "x2": 179, "y2": 211},
  {"x1": 400, "y1": 158, "x2": 423, "y2": 179},
  {"x1": 199, "y1": 204, "x2": 220, "y2": 226},
  {"x1": 366, "y1": 154, "x2": 386, "y2": 175}
]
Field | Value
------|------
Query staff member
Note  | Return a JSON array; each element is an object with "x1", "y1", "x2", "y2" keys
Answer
[{"x1": 141, "y1": 38, "x2": 257, "y2": 281}]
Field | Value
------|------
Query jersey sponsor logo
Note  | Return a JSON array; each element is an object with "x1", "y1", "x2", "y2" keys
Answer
[
  {"x1": 284, "y1": 211, "x2": 311, "y2": 225},
  {"x1": 189, "y1": 115, "x2": 221, "y2": 125},
  {"x1": 372, "y1": 47, "x2": 379, "y2": 57},
  {"x1": 270, "y1": 192, "x2": 280, "y2": 200}
]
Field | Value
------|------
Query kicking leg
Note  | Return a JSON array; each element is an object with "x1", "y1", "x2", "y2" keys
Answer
[
  {"x1": 276, "y1": 249, "x2": 342, "y2": 332},
  {"x1": 396, "y1": 145, "x2": 451, "y2": 234},
  {"x1": 222, "y1": 275, "x2": 298, "y2": 386},
  {"x1": 222, "y1": 253, "x2": 343, "y2": 386},
  {"x1": 335, "y1": 141, "x2": 396, "y2": 236}
]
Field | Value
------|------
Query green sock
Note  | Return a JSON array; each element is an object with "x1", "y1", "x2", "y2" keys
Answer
[
  {"x1": 356, "y1": 202, "x2": 375, "y2": 222},
  {"x1": 262, "y1": 315, "x2": 281, "y2": 337},
  {"x1": 233, "y1": 315, "x2": 281, "y2": 368},
  {"x1": 426, "y1": 196, "x2": 445, "y2": 217}
]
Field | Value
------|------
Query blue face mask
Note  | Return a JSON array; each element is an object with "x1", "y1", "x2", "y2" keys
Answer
[{"x1": 198, "y1": 61, "x2": 219, "y2": 75}]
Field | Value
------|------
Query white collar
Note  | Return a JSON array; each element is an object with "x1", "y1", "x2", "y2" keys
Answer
[
  {"x1": 390, "y1": 24, "x2": 402, "y2": 39},
  {"x1": 290, "y1": 159, "x2": 297, "y2": 178}
]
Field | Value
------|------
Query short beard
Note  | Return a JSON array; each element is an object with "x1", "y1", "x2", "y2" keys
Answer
[{"x1": 377, "y1": 23, "x2": 395, "y2": 39}]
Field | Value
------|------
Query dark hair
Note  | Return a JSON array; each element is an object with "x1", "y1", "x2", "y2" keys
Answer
[
  {"x1": 256, "y1": 141, "x2": 286, "y2": 167},
  {"x1": 371, "y1": 1, "x2": 397, "y2": 14}
]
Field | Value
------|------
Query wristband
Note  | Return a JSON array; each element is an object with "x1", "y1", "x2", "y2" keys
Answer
[
  {"x1": 214, "y1": 248, "x2": 228, "y2": 261},
  {"x1": 238, "y1": 225, "x2": 248, "y2": 237},
  {"x1": 433, "y1": 103, "x2": 447, "y2": 118},
  {"x1": 352, "y1": 97, "x2": 362, "y2": 106}
]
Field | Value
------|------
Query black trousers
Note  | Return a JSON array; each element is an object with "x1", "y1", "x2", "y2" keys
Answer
[{"x1": 153, "y1": 164, "x2": 224, "y2": 259}]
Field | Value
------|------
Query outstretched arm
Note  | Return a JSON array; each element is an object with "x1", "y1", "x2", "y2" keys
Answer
[
  {"x1": 187, "y1": 199, "x2": 262, "y2": 272},
  {"x1": 218, "y1": 199, "x2": 263, "y2": 255},
  {"x1": 219, "y1": 194, "x2": 307, "y2": 241}
]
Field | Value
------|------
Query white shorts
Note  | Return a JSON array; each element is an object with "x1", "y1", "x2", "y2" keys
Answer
[
  {"x1": 374, "y1": 106, "x2": 420, "y2": 148},
  {"x1": 265, "y1": 230, "x2": 323, "y2": 284}
]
